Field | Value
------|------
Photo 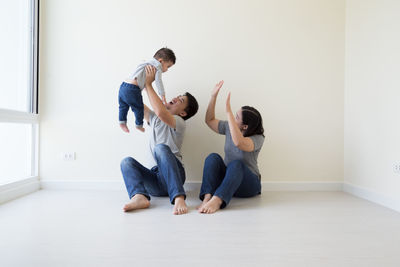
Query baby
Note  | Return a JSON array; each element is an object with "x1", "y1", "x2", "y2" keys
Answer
[{"x1": 118, "y1": 47, "x2": 176, "y2": 132}]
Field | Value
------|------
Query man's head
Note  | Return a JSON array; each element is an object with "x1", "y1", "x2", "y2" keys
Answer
[
  {"x1": 166, "y1": 92, "x2": 199, "y2": 121},
  {"x1": 154, "y1": 47, "x2": 176, "y2": 73}
]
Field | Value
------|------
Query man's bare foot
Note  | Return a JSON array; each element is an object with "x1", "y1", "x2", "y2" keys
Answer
[
  {"x1": 123, "y1": 194, "x2": 150, "y2": 212},
  {"x1": 197, "y1": 193, "x2": 212, "y2": 211},
  {"x1": 120, "y1": 124, "x2": 130, "y2": 133},
  {"x1": 173, "y1": 195, "x2": 188, "y2": 215},
  {"x1": 136, "y1": 126, "x2": 145, "y2": 132},
  {"x1": 199, "y1": 196, "x2": 223, "y2": 214}
]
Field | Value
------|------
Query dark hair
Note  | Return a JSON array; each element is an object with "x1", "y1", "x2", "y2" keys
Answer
[
  {"x1": 181, "y1": 92, "x2": 199, "y2": 121},
  {"x1": 241, "y1": 106, "x2": 264, "y2": 137},
  {"x1": 154, "y1": 47, "x2": 176, "y2": 64}
]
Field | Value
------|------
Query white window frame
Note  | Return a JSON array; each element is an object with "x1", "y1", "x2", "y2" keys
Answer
[{"x1": 0, "y1": 0, "x2": 40, "y2": 202}]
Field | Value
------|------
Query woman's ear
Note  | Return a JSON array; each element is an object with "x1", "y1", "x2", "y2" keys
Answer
[{"x1": 242, "y1": 124, "x2": 248, "y2": 131}]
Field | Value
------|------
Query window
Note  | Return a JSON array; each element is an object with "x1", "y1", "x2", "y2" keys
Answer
[{"x1": 0, "y1": 0, "x2": 39, "y2": 185}]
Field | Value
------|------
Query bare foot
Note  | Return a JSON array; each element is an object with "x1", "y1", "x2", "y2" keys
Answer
[
  {"x1": 123, "y1": 194, "x2": 150, "y2": 212},
  {"x1": 120, "y1": 123, "x2": 130, "y2": 133},
  {"x1": 197, "y1": 193, "x2": 212, "y2": 211},
  {"x1": 173, "y1": 195, "x2": 188, "y2": 215},
  {"x1": 136, "y1": 126, "x2": 145, "y2": 132},
  {"x1": 199, "y1": 196, "x2": 223, "y2": 214}
]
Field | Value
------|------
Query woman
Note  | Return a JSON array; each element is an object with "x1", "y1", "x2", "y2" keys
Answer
[{"x1": 198, "y1": 81, "x2": 265, "y2": 214}]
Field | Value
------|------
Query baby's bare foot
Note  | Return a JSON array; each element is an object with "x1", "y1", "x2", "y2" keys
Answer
[
  {"x1": 123, "y1": 194, "x2": 150, "y2": 212},
  {"x1": 136, "y1": 126, "x2": 145, "y2": 132},
  {"x1": 197, "y1": 194, "x2": 212, "y2": 211},
  {"x1": 120, "y1": 124, "x2": 130, "y2": 133},
  {"x1": 173, "y1": 195, "x2": 188, "y2": 215},
  {"x1": 199, "y1": 196, "x2": 223, "y2": 214}
]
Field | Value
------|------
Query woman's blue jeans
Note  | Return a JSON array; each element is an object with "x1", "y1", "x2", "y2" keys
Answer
[
  {"x1": 121, "y1": 144, "x2": 186, "y2": 204},
  {"x1": 200, "y1": 153, "x2": 261, "y2": 209}
]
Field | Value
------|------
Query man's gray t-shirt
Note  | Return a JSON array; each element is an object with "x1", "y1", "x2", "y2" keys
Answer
[
  {"x1": 148, "y1": 110, "x2": 186, "y2": 162},
  {"x1": 218, "y1": 120, "x2": 264, "y2": 177}
]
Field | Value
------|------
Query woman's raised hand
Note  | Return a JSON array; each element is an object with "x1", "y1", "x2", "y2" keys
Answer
[
  {"x1": 225, "y1": 92, "x2": 232, "y2": 113},
  {"x1": 211, "y1": 80, "x2": 224, "y2": 97}
]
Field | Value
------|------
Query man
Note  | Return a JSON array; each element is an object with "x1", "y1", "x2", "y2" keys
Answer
[{"x1": 121, "y1": 66, "x2": 199, "y2": 215}]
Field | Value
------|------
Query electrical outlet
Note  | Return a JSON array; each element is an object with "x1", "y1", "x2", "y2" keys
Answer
[
  {"x1": 394, "y1": 164, "x2": 400, "y2": 174},
  {"x1": 61, "y1": 152, "x2": 76, "y2": 161}
]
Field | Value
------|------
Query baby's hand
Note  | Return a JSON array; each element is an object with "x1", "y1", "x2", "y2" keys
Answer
[{"x1": 162, "y1": 95, "x2": 167, "y2": 105}]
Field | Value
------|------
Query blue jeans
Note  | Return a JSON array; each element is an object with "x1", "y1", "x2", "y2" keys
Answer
[
  {"x1": 121, "y1": 144, "x2": 186, "y2": 204},
  {"x1": 199, "y1": 153, "x2": 261, "y2": 209},
  {"x1": 118, "y1": 82, "x2": 144, "y2": 127}
]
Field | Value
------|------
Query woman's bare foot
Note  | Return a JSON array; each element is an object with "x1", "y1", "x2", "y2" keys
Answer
[
  {"x1": 197, "y1": 193, "x2": 212, "y2": 211},
  {"x1": 123, "y1": 194, "x2": 150, "y2": 212},
  {"x1": 199, "y1": 196, "x2": 223, "y2": 214},
  {"x1": 173, "y1": 195, "x2": 188, "y2": 215},
  {"x1": 120, "y1": 123, "x2": 130, "y2": 133}
]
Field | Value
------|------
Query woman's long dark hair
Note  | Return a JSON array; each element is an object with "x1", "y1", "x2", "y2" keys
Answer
[{"x1": 241, "y1": 106, "x2": 264, "y2": 137}]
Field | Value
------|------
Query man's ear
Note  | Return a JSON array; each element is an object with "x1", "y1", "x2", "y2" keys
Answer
[
  {"x1": 179, "y1": 111, "x2": 187, "y2": 118},
  {"x1": 242, "y1": 124, "x2": 248, "y2": 130}
]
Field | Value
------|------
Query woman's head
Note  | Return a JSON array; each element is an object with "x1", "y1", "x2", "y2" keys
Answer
[{"x1": 236, "y1": 106, "x2": 264, "y2": 137}]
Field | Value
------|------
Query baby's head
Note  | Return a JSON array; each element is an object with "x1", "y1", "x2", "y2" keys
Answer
[{"x1": 154, "y1": 47, "x2": 176, "y2": 73}]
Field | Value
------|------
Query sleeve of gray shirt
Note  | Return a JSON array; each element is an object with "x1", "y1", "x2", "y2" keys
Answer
[
  {"x1": 250, "y1": 135, "x2": 265, "y2": 152},
  {"x1": 218, "y1": 120, "x2": 228, "y2": 135}
]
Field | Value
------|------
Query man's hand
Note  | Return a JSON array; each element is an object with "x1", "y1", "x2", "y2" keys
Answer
[
  {"x1": 162, "y1": 95, "x2": 167, "y2": 106},
  {"x1": 145, "y1": 65, "x2": 156, "y2": 87}
]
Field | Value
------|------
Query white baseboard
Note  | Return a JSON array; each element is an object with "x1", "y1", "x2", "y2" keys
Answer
[
  {"x1": 40, "y1": 180, "x2": 343, "y2": 192},
  {"x1": 40, "y1": 180, "x2": 126, "y2": 191},
  {"x1": 262, "y1": 181, "x2": 343, "y2": 191},
  {"x1": 0, "y1": 177, "x2": 40, "y2": 204},
  {"x1": 6, "y1": 179, "x2": 399, "y2": 213},
  {"x1": 343, "y1": 183, "x2": 400, "y2": 213}
]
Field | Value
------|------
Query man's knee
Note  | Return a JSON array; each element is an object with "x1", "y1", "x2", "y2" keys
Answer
[
  {"x1": 154, "y1": 144, "x2": 172, "y2": 157},
  {"x1": 120, "y1": 157, "x2": 134, "y2": 169}
]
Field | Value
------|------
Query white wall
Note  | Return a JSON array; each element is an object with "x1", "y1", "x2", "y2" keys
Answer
[
  {"x1": 39, "y1": 0, "x2": 345, "y2": 182},
  {"x1": 345, "y1": 1, "x2": 400, "y2": 201}
]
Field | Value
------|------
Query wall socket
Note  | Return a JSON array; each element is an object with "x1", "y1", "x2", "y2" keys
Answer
[
  {"x1": 394, "y1": 164, "x2": 400, "y2": 174},
  {"x1": 61, "y1": 152, "x2": 76, "y2": 161}
]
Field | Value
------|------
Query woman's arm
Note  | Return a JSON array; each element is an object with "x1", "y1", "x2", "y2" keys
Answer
[
  {"x1": 205, "y1": 81, "x2": 224, "y2": 133},
  {"x1": 226, "y1": 93, "x2": 255, "y2": 152}
]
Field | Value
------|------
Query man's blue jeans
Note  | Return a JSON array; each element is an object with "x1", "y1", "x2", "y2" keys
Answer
[
  {"x1": 118, "y1": 82, "x2": 144, "y2": 127},
  {"x1": 121, "y1": 144, "x2": 186, "y2": 204},
  {"x1": 199, "y1": 153, "x2": 261, "y2": 209}
]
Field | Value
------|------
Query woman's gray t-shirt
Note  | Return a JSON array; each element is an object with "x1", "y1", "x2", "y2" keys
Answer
[{"x1": 218, "y1": 120, "x2": 264, "y2": 177}]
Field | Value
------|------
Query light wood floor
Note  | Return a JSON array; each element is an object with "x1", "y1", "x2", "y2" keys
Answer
[{"x1": 1, "y1": 187, "x2": 400, "y2": 267}]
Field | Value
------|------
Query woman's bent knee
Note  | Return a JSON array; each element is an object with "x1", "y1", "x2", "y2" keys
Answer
[
  {"x1": 205, "y1": 153, "x2": 223, "y2": 162},
  {"x1": 227, "y1": 160, "x2": 245, "y2": 169},
  {"x1": 154, "y1": 144, "x2": 171, "y2": 155}
]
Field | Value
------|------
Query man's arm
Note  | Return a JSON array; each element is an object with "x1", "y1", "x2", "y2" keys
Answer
[
  {"x1": 143, "y1": 104, "x2": 151, "y2": 124},
  {"x1": 144, "y1": 66, "x2": 176, "y2": 128}
]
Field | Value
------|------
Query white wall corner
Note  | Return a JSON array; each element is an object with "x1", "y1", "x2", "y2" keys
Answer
[
  {"x1": 0, "y1": 177, "x2": 40, "y2": 204},
  {"x1": 343, "y1": 183, "x2": 400, "y2": 213}
]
